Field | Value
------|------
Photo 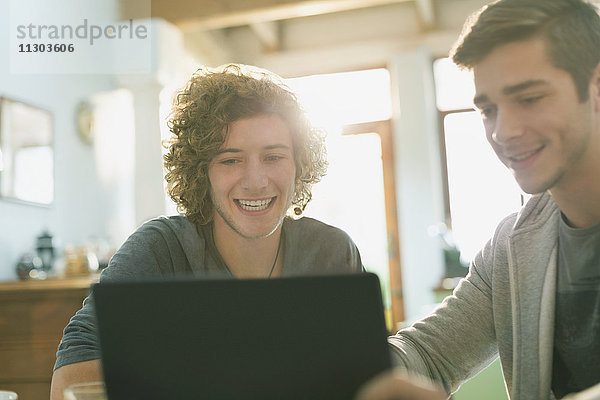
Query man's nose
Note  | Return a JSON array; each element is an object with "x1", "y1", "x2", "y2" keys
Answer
[
  {"x1": 491, "y1": 108, "x2": 526, "y2": 145},
  {"x1": 240, "y1": 161, "x2": 268, "y2": 190}
]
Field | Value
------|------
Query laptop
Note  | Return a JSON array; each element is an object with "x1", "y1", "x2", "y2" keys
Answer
[{"x1": 93, "y1": 272, "x2": 392, "y2": 400}]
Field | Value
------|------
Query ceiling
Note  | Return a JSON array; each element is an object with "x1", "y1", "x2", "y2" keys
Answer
[
  {"x1": 136, "y1": 0, "x2": 437, "y2": 30},
  {"x1": 122, "y1": 0, "x2": 491, "y2": 76}
]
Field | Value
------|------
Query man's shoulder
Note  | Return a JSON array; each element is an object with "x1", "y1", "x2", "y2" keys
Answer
[
  {"x1": 285, "y1": 216, "x2": 352, "y2": 240},
  {"x1": 106, "y1": 215, "x2": 203, "y2": 277},
  {"x1": 122, "y1": 215, "x2": 201, "y2": 254},
  {"x1": 513, "y1": 192, "x2": 559, "y2": 230},
  {"x1": 283, "y1": 217, "x2": 363, "y2": 273},
  {"x1": 483, "y1": 193, "x2": 558, "y2": 249},
  {"x1": 136, "y1": 215, "x2": 196, "y2": 236}
]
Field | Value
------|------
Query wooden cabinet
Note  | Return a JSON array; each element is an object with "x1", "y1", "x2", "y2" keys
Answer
[{"x1": 0, "y1": 278, "x2": 94, "y2": 399}]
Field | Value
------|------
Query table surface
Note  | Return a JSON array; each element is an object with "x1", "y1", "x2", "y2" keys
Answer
[{"x1": 0, "y1": 274, "x2": 99, "y2": 292}]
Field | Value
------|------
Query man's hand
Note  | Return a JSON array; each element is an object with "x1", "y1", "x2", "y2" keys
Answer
[
  {"x1": 562, "y1": 383, "x2": 600, "y2": 400},
  {"x1": 355, "y1": 369, "x2": 448, "y2": 400}
]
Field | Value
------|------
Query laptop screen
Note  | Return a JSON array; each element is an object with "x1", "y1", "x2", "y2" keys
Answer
[{"x1": 93, "y1": 272, "x2": 391, "y2": 400}]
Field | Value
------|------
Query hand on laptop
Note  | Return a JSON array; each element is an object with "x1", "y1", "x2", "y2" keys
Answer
[{"x1": 355, "y1": 369, "x2": 447, "y2": 400}]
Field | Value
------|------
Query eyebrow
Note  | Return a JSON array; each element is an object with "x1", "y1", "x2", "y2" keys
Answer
[
  {"x1": 215, "y1": 144, "x2": 292, "y2": 155},
  {"x1": 473, "y1": 79, "x2": 548, "y2": 106}
]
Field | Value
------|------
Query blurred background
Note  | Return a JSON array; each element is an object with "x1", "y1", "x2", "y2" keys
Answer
[
  {"x1": 0, "y1": 0, "x2": 535, "y2": 397},
  {"x1": 0, "y1": 0, "x2": 531, "y2": 327}
]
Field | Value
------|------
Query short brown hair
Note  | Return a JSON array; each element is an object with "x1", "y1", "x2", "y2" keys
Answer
[
  {"x1": 451, "y1": 0, "x2": 600, "y2": 101},
  {"x1": 164, "y1": 64, "x2": 327, "y2": 224}
]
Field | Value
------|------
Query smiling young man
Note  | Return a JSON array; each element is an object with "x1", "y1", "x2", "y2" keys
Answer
[
  {"x1": 50, "y1": 64, "x2": 364, "y2": 399},
  {"x1": 357, "y1": 1, "x2": 600, "y2": 399},
  {"x1": 208, "y1": 114, "x2": 296, "y2": 278}
]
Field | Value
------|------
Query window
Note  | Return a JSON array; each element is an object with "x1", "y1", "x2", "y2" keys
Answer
[
  {"x1": 433, "y1": 58, "x2": 523, "y2": 265},
  {"x1": 286, "y1": 69, "x2": 403, "y2": 327}
]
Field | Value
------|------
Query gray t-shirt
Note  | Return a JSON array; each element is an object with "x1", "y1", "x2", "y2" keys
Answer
[
  {"x1": 552, "y1": 215, "x2": 600, "y2": 398},
  {"x1": 55, "y1": 215, "x2": 364, "y2": 370}
]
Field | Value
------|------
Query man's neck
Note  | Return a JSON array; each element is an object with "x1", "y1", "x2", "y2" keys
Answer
[
  {"x1": 212, "y1": 219, "x2": 283, "y2": 279},
  {"x1": 552, "y1": 192, "x2": 600, "y2": 229},
  {"x1": 550, "y1": 157, "x2": 600, "y2": 229}
]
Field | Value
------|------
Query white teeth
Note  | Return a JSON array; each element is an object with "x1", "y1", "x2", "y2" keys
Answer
[{"x1": 237, "y1": 198, "x2": 273, "y2": 211}]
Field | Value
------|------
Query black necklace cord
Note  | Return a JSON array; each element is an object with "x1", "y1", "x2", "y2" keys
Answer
[{"x1": 267, "y1": 235, "x2": 283, "y2": 278}]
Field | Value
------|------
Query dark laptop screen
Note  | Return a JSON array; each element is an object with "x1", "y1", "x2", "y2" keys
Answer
[{"x1": 94, "y1": 273, "x2": 391, "y2": 400}]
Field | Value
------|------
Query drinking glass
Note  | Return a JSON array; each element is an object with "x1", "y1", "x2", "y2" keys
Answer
[
  {"x1": 64, "y1": 382, "x2": 106, "y2": 400},
  {"x1": 0, "y1": 391, "x2": 18, "y2": 400}
]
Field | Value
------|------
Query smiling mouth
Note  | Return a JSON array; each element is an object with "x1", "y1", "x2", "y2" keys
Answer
[
  {"x1": 235, "y1": 197, "x2": 275, "y2": 211},
  {"x1": 507, "y1": 146, "x2": 544, "y2": 162}
]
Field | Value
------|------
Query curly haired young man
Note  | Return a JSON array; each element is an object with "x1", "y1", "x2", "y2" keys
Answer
[{"x1": 50, "y1": 64, "x2": 364, "y2": 399}]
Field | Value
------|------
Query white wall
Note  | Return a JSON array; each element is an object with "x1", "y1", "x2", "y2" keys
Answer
[
  {"x1": 0, "y1": 9, "x2": 192, "y2": 280},
  {"x1": 0, "y1": 1, "x2": 143, "y2": 280},
  {"x1": 0, "y1": 3, "x2": 116, "y2": 279},
  {"x1": 90, "y1": 89, "x2": 137, "y2": 248}
]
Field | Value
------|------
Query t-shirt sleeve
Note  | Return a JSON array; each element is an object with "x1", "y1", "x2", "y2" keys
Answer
[
  {"x1": 54, "y1": 220, "x2": 174, "y2": 370},
  {"x1": 287, "y1": 217, "x2": 365, "y2": 275},
  {"x1": 317, "y1": 221, "x2": 365, "y2": 273},
  {"x1": 387, "y1": 213, "x2": 517, "y2": 394},
  {"x1": 53, "y1": 292, "x2": 100, "y2": 369}
]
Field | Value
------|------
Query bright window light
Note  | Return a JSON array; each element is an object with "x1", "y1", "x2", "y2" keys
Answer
[
  {"x1": 285, "y1": 69, "x2": 392, "y2": 307},
  {"x1": 286, "y1": 68, "x2": 392, "y2": 128},
  {"x1": 434, "y1": 58, "x2": 523, "y2": 263},
  {"x1": 443, "y1": 111, "x2": 522, "y2": 262},
  {"x1": 433, "y1": 57, "x2": 475, "y2": 111}
]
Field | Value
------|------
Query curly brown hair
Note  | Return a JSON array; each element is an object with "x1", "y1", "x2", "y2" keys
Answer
[{"x1": 164, "y1": 64, "x2": 328, "y2": 224}]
